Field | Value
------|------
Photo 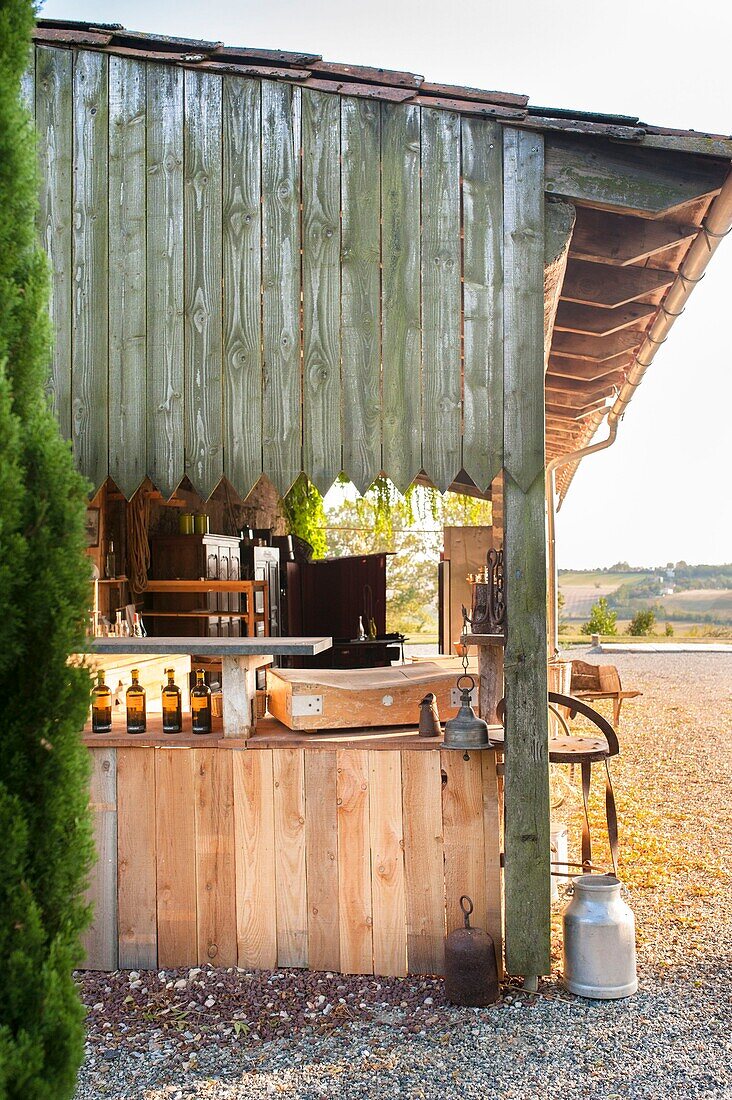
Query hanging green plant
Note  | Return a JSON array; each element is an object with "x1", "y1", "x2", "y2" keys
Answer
[{"x1": 282, "y1": 475, "x2": 328, "y2": 558}]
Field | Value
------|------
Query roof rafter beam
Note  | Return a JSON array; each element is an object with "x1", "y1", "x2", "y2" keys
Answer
[
  {"x1": 561, "y1": 259, "x2": 675, "y2": 307},
  {"x1": 551, "y1": 328, "x2": 643, "y2": 363},
  {"x1": 545, "y1": 135, "x2": 729, "y2": 216},
  {"x1": 569, "y1": 207, "x2": 699, "y2": 266},
  {"x1": 554, "y1": 300, "x2": 656, "y2": 336}
]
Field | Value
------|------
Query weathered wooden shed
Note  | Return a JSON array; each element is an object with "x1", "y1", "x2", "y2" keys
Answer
[{"x1": 25, "y1": 19, "x2": 732, "y2": 981}]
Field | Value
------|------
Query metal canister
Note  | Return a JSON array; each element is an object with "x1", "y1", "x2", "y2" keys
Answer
[
  {"x1": 194, "y1": 512, "x2": 209, "y2": 534},
  {"x1": 444, "y1": 896, "x2": 499, "y2": 1007},
  {"x1": 179, "y1": 512, "x2": 194, "y2": 535},
  {"x1": 562, "y1": 874, "x2": 637, "y2": 999}
]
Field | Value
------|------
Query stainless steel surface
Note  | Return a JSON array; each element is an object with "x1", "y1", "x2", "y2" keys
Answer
[
  {"x1": 88, "y1": 636, "x2": 333, "y2": 656},
  {"x1": 563, "y1": 874, "x2": 638, "y2": 999}
]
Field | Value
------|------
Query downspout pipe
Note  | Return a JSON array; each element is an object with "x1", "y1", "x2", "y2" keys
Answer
[
  {"x1": 545, "y1": 413, "x2": 616, "y2": 652},
  {"x1": 544, "y1": 165, "x2": 732, "y2": 650}
]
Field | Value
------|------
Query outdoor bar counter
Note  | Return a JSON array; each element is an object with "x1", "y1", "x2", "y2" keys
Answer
[{"x1": 80, "y1": 638, "x2": 504, "y2": 979}]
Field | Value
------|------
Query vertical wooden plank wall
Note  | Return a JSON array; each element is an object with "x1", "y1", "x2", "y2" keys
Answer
[
  {"x1": 83, "y1": 745, "x2": 502, "y2": 976},
  {"x1": 146, "y1": 63, "x2": 184, "y2": 501},
  {"x1": 35, "y1": 48, "x2": 508, "y2": 499},
  {"x1": 340, "y1": 97, "x2": 381, "y2": 495},
  {"x1": 117, "y1": 748, "x2": 157, "y2": 968},
  {"x1": 420, "y1": 108, "x2": 461, "y2": 493},
  {"x1": 302, "y1": 89, "x2": 341, "y2": 493},
  {"x1": 72, "y1": 49, "x2": 108, "y2": 494},
  {"x1": 304, "y1": 751, "x2": 340, "y2": 972},
  {"x1": 262, "y1": 81, "x2": 302, "y2": 497},
  {"x1": 502, "y1": 128, "x2": 551, "y2": 979},
  {"x1": 233, "y1": 751, "x2": 277, "y2": 969},
  {"x1": 369, "y1": 751, "x2": 406, "y2": 976},
  {"x1": 462, "y1": 118, "x2": 504, "y2": 492},
  {"x1": 194, "y1": 748, "x2": 237, "y2": 965},
  {"x1": 35, "y1": 46, "x2": 72, "y2": 439},
  {"x1": 109, "y1": 56, "x2": 146, "y2": 498},
  {"x1": 222, "y1": 77, "x2": 262, "y2": 501},
  {"x1": 82, "y1": 748, "x2": 117, "y2": 970},
  {"x1": 183, "y1": 70, "x2": 223, "y2": 501},
  {"x1": 155, "y1": 749, "x2": 197, "y2": 967},
  {"x1": 381, "y1": 103, "x2": 422, "y2": 494}
]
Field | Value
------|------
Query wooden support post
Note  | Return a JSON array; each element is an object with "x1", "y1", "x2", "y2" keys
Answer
[
  {"x1": 222, "y1": 655, "x2": 269, "y2": 739},
  {"x1": 502, "y1": 128, "x2": 551, "y2": 979},
  {"x1": 478, "y1": 642, "x2": 504, "y2": 725}
]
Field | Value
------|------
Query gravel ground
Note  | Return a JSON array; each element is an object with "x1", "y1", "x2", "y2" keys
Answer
[{"x1": 74, "y1": 651, "x2": 732, "y2": 1099}]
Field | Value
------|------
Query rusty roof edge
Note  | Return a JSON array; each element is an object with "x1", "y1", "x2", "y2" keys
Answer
[{"x1": 29, "y1": 19, "x2": 732, "y2": 155}]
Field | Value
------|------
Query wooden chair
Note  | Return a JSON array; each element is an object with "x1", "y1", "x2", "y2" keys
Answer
[
  {"x1": 497, "y1": 691, "x2": 620, "y2": 874},
  {"x1": 570, "y1": 659, "x2": 641, "y2": 728}
]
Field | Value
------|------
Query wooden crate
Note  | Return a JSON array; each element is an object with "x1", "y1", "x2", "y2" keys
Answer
[
  {"x1": 266, "y1": 663, "x2": 473, "y2": 731},
  {"x1": 81, "y1": 742, "x2": 502, "y2": 977}
]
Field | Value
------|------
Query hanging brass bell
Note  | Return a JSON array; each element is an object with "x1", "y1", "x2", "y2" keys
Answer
[{"x1": 443, "y1": 677, "x2": 492, "y2": 751}]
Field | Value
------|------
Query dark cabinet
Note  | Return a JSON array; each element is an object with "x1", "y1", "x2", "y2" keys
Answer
[{"x1": 146, "y1": 534, "x2": 243, "y2": 637}]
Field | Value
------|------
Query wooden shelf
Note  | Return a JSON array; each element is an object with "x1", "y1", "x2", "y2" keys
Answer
[
  {"x1": 83, "y1": 711, "x2": 223, "y2": 746},
  {"x1": 144, "y1": 579, "x2": 268, "y2": 594},
  {"x1": 141, "y1": 610, "x2": 267, "y2": 620}
]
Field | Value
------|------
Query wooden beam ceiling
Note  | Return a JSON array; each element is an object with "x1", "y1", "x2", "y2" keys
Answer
[
  {"x1": 561, "y1": 259, "x2": 676, "y2": 307},
  {"x1": 544, "y1": 135, "x2": 728, "y2": 216},
  {"x1": 551, "y1": 328, "x2": 642, "y2": 362},
  {"x1": 569, "y1": 208, "x2": 698, "y2": 266},
  {"x1": 545, "y1": 370, "x2": 625, "y2": 396},
  {"x1": 547, "y1": 354, "x2": 632, "y2": 381},
  {"x1": 554, "y1": 300, "x2": 656, "y2": 336}
]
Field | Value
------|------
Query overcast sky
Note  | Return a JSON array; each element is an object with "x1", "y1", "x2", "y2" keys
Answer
[{"x1": 40, "y1": 0, "x2": 732, "y2": 568}]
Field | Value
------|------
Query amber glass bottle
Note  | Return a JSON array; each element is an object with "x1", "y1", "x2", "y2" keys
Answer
[
  {"x1": 126, "y1": 669, "x2": 147, "y2": 733},
  {"x1": 161, "y1": 667, "x2": 182, "y2": 733},
  {"x1": 190, "y1": 668, "x2": 212, "y2": 734},
  {"x1": 91, "y1": 671, "x2": 112, "y2": 732}
]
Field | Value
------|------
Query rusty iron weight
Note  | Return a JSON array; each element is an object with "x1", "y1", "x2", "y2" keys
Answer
[{"x1": 444, "y1": 896, "x2": 500, "y2": 1007}]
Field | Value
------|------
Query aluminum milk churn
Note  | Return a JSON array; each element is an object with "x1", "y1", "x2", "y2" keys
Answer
[{"x1": 563, "y1": 874, "x2": 637, "y2": 999}]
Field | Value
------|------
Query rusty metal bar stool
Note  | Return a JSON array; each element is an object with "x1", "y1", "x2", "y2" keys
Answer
[{"x1": 498, "y1": 691, "x2": 620, "y2": 874}]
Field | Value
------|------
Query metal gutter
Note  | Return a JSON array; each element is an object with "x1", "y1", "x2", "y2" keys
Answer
[
  {"x1": 544, "y1": 168, "x2": 732, "y2": 649},
  {"x1": 554, "y1": 166, "x2": 732, "y2": 504}
]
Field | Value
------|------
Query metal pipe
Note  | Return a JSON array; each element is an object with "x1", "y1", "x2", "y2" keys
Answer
[
  {"x1": 608, "y1": 169, "x2": 732, "y2": 429},
  {"x1": 546, "y1": 467, "x2": 558, "y2": 652},
  {"x1": 543, "y1": 169, "x2": 732, "y2": 649},
  {"x1": 547, "y1": 166, "x2": 732, "y2": 497}
]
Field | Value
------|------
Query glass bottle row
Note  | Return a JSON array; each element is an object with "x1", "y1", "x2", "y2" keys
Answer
[{"x1": 91, "y1": 668, "x2": 212, "y2": 734}]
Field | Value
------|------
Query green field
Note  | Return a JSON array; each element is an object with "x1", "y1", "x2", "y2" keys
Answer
[{"x1": 558, "y1": 571, "x2": 649, "y2": 588}]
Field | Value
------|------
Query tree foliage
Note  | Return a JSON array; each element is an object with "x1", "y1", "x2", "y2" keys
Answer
[
  {"x1": 627, "y1": 609, "x2": 656, "y2": 636},
  {"x1": 581, "y1": 596, "x2": 618, "y2": 636},
  {"x1": 324, "y1": 482, "x2": 492, "y2": 636},
  {"x1": 282, "y1": 475, "x2": 328, "y2": 558},
  {"x1": 0, "y1": 4, "x2": 94, "y2": 1095}
]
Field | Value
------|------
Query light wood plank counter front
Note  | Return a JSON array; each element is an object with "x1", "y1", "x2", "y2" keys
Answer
[{"x1": 80, "y1": 637, "x2": 502, "y2": 979}]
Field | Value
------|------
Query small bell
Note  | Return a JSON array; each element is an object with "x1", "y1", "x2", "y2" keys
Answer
[
  {"x1": 444, "y1": 637, "x2": 491, "y2": 754},
  {"x1": 443, "y1": 678, "x2": 491, "y2": 752},
  {"x1": 418, "y1": 692, "x2": 442, "y2": 737},
  {"x1": 444, "y1": 895, "x2": 499, "y2": 1006}
]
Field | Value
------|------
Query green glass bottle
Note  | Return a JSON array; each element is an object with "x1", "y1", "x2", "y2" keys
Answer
[
  {"x1": 91, "y1": 670, "x2": 112, "y2": 732},
  {"x1": 161, "y1": 667, "x2": 182, "y2": 733},
  {"x1": 126, "y1": 669, "x2": 147, "y2": 733},
  {"x1": 190, "y1": 668, "x2": 212, "y2": 734}
]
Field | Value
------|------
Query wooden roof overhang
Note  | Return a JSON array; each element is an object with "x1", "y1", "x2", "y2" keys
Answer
[{"x1": 28, "y1": 20, "x2": 732, "y2": 504}]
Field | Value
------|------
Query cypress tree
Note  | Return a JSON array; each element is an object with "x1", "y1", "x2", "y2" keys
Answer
[{"x1": 0, "y1": 3, "x2": 95, "y2": 1097}]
